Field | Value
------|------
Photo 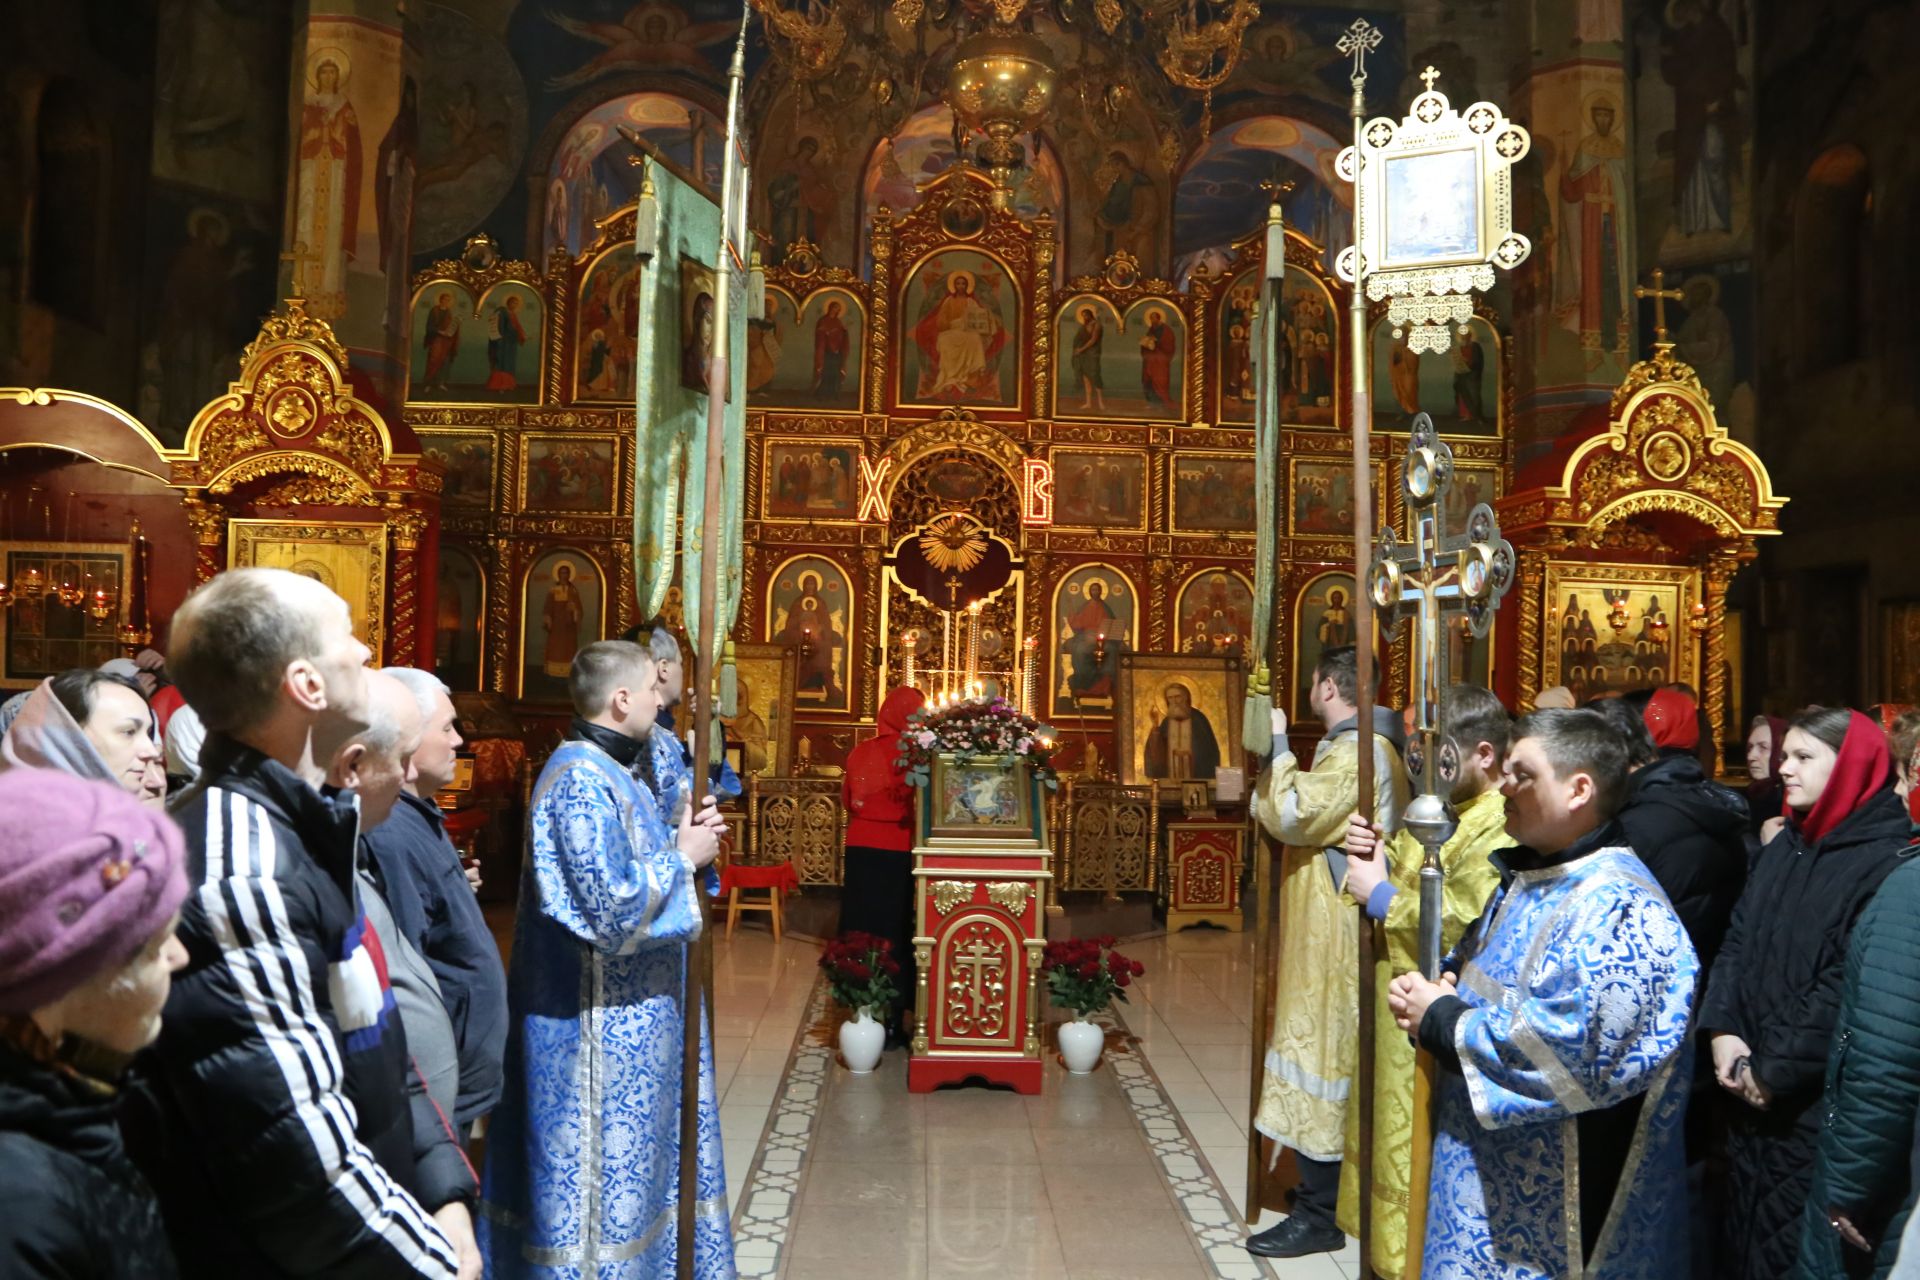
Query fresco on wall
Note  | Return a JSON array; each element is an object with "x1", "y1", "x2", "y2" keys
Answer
[
  {"x1": 1054, "y1": 296, "x2": 1186, "y2": 421},
  {"x1": 411, "y1": 2, "x2": 528, "y2": 257},
  {"x1": 1173, "y1": 116, "x2": 1350, "y2": 284},
  {"x1": 856, "y1": 104, "x2": 1064, "y2": 269},
  {"x1": 151, "y1": 0, "x2": 288, "y2": 205},
  {"x1": 1173, "y1": 455, "x2": 1257, "y2": 532},
  {"x1": 1632, "y1": 0, "x2": 1753, "y2": 267},
  {"x1": 1052, "y1": 451, "x2": 1147, "y2": 529},
  {"x1": 1636, "y1": 259, "x2": 1756, "y2": 445},
  {"x1": 1214, "y1": 11, "x2": 1401, "y2": 120},
  {"x1": 1217, "y1": 268, "x2": 1337, "y2": 426},
  {"x1": 1051, "y1": 563, "x2": 1137, "y2": 718},
  {"x1": 573, "y1": 248, "x2": 641, "y2": 401},
  {"x1": 541, "y1": 4, "x2": 737, "y2": 90},
  {"x1": 543, "y1": 92, "x2": 721, "y2": 261},
  {"x1": 1370, "y1": 315, "x2": 1502, "y2": 434},
  {"x1": 410, "y1": 281, "x2": 543, "y2": 402},
  {"x1": 420, "y1": 433, "x2": 494, "y2": 508},
  {"x1": 1177, "y1": 570, "x2": 1253, "y2": 658},
  {"x1": 749, "y1": 288, "x2": 863, "y2": 410},
  {"x1": 898, "y1": 250, "x2": 1020, "y2": 408},
  {"x1": 520, "y1": 548, "x2": 604, "y2": 702},
  {"x1": 766, "y1": 555, "x2": 852, "y2": 711}
]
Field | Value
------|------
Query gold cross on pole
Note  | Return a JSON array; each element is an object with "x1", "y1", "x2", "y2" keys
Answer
[
  {"x1": 1634, "y1": 267, "x2": 1686, "y2": 344},
  {"x1": 279, "y1": 241, "x2": 320, "y2": 295}
]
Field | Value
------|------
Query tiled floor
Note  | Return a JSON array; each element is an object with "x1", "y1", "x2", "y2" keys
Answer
[{"x1": 711, "y1": 919, "x2": 1367, "y2": 1280}]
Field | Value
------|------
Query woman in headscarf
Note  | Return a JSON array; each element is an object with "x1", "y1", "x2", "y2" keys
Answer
[
  {"x1": 1698, "y1": 707, "x2": 1912, "y2": 1280},
  {"x1": 0, "y1": 670, "x2": 164, "y2": 809},
  {"x1": 0, "y1": 768, "x2": 190, "y2": 1277},
  {"x1": 1745, "y1": 713, "x2": 1788, "y2": 842},
  {"x1": 839, "y1": 685, "x2": 926, "y2": 1046}
]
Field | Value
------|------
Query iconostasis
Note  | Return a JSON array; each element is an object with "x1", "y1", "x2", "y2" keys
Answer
[{"x1": 405, "y1": 160, "x2": 1516, "y2": 776}]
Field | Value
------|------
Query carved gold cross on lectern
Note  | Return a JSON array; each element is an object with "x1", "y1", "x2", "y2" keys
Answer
[
  {"x1": 279, "y1": 240, "x2": 320, "y2": 295},
  {"x1": 947, "y1": 935, "x2": 1005, "y2": 1034},
  {"x1": 1366, "y1": 413, "x2": 1516, "y2": 976},
  {"x1": 1635, "y1": 267, "x2": 1686, "y2": 343}
]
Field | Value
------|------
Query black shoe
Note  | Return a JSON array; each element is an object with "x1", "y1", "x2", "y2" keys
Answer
[{"x1": 1244, "y1": 1216, "x2": 1344, "y2": 1258}]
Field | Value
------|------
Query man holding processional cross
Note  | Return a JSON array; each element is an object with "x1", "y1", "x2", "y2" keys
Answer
[{"x1": 481, "y1": 14, "x2": 753, "y2": 1279}]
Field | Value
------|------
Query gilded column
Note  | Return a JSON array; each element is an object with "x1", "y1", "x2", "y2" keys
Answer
[
  {"x1": 1516, "y1": 552, "x2": 1547, "y2": 709},
  {"x1": 386, "y1": 505, "x2": 429, "y2": 667},
  {"x1": 1700, "y1": 546, "x2": 1743, "y2": 768},
  {"x1": 182, "y1": 494, "x2": 226, "y2": 586},
  {"x1": 867, "y1": 212, "x2": 894, "y2": 415}
]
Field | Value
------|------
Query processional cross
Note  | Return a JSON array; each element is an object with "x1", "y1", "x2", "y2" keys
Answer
[
  {"x1": 1366, "y1": 413, "x2": 1516, "y2": 976},
  {"x1": 1634, "y1": 267, "x2": 1686, "y2": 343}
]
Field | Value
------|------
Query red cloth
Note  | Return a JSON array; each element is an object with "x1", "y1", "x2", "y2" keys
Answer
[
  {"x1": 1643, "y1": 687, "x2": 1700, "y2": 750},
  {"x1": 720, "y1": 861, "x2": 799, "y2": 897},
  {"x1": 149, "y1": 685, "x2": 186, "y2": 741},
  {"x1": 843, "y1": 686, "x2": 925, "y2": 852},
  {"x1": 1795, "y1": 711, "x2": 1896, "y2": 845}
]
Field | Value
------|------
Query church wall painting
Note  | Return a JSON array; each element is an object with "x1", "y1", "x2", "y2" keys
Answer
[
  {"x1": 1407, "y1": 459, "x2": 1502, "y2": 542},
  {"x1": 1172, "y1": 453, "x2": 1257, "y2": 533},
  {"x1": 1175, "y1": 568, "x2": 1254, "y2": 659},
  {"x1": 1172, "y1": 115, "x2": 1350, "y2": 284},
  {"x1": 1050, "y1": 563, "x2": 1137, "y2": 719},
  {"x1": 724, "y1": 642, "x2": 798, "y2": 778},
  {"x1": 857, "y1": 104, "x2": 1065, "y2": 272},
  {"x1": 541, "y1": 90, "x2": 722, "y2": 262},
  {"x1": 435, "y1": 546, "x2": 486, "y2": 692},
  {"x1": 411, "y1": 2, "x2": 528, "y2": 257},
  {"x1": 1294, "y1": 570, "x2": 1358, "y2": 720},
  {"x1": 766, "y1": 554, "x2": 852, "y2": 713},
  {"x1": 1115, "y1": 653, "x2": 1243, "y2": 787},
  {"x1": 1371, "y1": 315, "x2": 1502, "y2": 435},
  {"x1": 420, "y1": 431, "x2": 495, "y2": 509},
  {"x1": 898, "y1": 250, "x2": 1021, "y2": 410},
  {"x1": 762, "y1": 439, "x2": 859, "y2": 521},
  {"x1": 1545, "y1": 567, "x2": 1694, "y2": 704},
  {"x1": 520, "y1": 435, "x2": 617, "y2": 514},
  {"x1": 519, "y1": 547, "x2": 605, "y2": 703},
  {"x1": 1053, "y1": 296, "x2": 1186, "y2": 422},
  {"x1": 1289, "y1": 459, "x2": 1384, "y2": 538},
  {"x1": 410, "y1": 280, "x2": 543, "y2": 402},
  {"x1": 1217, "y1": 268, "x2": 1338, "y2": 427},
  {"x1": 573, "y1": 246, "x2": 641, "y2": 401},
  {"x1": 1635, "y1": 260, "x2": 1755, "y2": 445},
  {"x1": 1630, "y1": 0, "x2": 1753, "y2": 268},
  {"x1": 1050, "y1": 449, "x2": 1147, "y2": 530},
  {"x1": 750, "y1": 287, "x2": 863, "y2": 410},
  {"x1": 228, "y1": 521, "x2": 388, "y2": 667}
]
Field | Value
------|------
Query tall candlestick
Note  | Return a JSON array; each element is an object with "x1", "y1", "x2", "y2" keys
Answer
[
  {"x1": 1021, "y1": 635, "x2": 1038, "y2": 716},
  {"x1": 943, "y1": 609, "x2": 956, "y2": 700}
]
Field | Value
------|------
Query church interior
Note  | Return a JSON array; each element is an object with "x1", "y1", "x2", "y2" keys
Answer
[{"x1": 2, "y1": 0, "x2": 1918, "y2": 1276}]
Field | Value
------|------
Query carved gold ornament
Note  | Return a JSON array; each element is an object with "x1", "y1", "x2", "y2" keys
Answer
[
  {"x1": 984, "y1": 881, "x2": 1032, "y2": 913},
  {"x1": 930, "y1": 880, "x2": 973, "y2": 915},
  {"x1": 917, "y1": 513, "x2": 991, "y2": 575}
]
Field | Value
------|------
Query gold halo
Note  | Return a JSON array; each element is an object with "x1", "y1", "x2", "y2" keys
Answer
[
  {"x1": 1581, "y1": 90, "x2": 1621, "y2": 121},
  {"x1": 948, "y1": 269, "x2": 976, "y2": 294},
  {"x1": 1682, "y1": 274, "x2": 1720, "y2": 308},
  {"x1": 306, "y1": 46, "x2": 351, "y2": 93}
]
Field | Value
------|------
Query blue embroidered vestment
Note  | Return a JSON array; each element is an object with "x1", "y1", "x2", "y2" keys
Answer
[
  {"x1": 1423, "y1": 847, "x2": 1697, "y2": 1279},
  {"x1": 481, "y1": 738, "x2": 734, "y2": 1278}
]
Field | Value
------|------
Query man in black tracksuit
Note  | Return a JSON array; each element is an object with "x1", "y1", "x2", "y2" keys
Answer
[{"x1": 121, "y1": 569, "x2": 478, "y2": 1278}]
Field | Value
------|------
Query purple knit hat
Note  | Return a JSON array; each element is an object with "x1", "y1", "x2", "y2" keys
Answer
[{"x1": 0, "y1": 768, "x2": 190, "y2": 1015}]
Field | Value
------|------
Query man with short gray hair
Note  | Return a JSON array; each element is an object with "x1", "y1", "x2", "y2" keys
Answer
[
  {"x1": 124, "y1": 569, "x2": 477, "y2": 1278},
  {"x1": 364, "y1": 666, "x2": 507, "y2": 1129}
]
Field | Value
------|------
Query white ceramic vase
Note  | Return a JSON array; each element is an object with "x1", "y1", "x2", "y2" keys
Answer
[
  {"x1": 839, "y1": 1007, "x2": 885, "y2": 1074},
  {"x1": 1058, "y1": 1016, "x2": 1105, "y2": 1074}
]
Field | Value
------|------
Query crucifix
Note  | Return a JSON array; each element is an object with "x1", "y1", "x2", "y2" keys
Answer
[
  {"x1": 1366, "y1": 412, "x2": 1516, "y2": 976},
  {"x1": 279, "y1": 241, "x2": 320, "y2": 297},
  {"x1": 1635, "y1": 266, "x2": 1686, "y2": 344}
]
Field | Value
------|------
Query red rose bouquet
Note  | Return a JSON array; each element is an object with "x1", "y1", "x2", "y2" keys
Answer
[
  {"x1": 1040, "y1": 934, "x2": 1146, "y2": 1018},
  {"x1": 818, "y1": 930, "x2": 903, "y2": 1014},
  {"x1": 895, "y1": 692, "x2": 1060, "y2": 791}
]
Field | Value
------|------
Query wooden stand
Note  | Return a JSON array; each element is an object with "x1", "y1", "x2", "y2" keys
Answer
[
  {"x1": 908, "y1": 754, "x2": 1052, "y2": 1095},
  {"x1": 1164, "y1": 820, "x2": 1246, "y2": 932}
]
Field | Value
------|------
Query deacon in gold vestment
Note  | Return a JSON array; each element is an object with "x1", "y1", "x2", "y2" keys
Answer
[
  {"x1": 1335, "y1": 684, "x2": 1514, "y2": 1278},
  {"x1": 1246, "y1": 645, "x2": 1409, "y2": 1260}
]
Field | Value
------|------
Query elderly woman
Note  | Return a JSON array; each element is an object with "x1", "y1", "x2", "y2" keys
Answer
[
  {"x1": 0, "y1": 768, "x2": 190, "y2": 1276},
  {"x1": 1700, "y1": 707, "x2": 1912, "y2": 1280},
  {"x1": 0, "y1": 669, "x2": 165, "y2": 808}
]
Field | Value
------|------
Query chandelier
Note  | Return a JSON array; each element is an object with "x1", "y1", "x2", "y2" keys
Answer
[{"x1": 748, "y1": 0, "x2": 1260, "y2": 193}]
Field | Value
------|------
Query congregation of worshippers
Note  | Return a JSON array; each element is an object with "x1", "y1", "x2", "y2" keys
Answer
[{"x1": 1, "y1": 572, "x2": 1917, "y2": 1278}]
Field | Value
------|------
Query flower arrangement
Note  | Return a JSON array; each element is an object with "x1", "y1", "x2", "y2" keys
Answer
[
  {"x1": 1041, "y1": 935, "x2": 1146, "y2": 1018},
  {"x1": 896, "y1": 692, "x2": 1060, "y2": 790},
  {"x1": 818, "y1": 931, "x2": 902, "y2": 1015}
]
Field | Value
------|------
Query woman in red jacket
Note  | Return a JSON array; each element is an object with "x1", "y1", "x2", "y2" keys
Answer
[{"x1": 840, "y1": 685, "x2": 925, "y2": 1045}]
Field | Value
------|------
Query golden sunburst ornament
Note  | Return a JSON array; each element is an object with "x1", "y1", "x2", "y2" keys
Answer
[{"x1": 918, "y1": 513, "x2": 989, "y2": 574}]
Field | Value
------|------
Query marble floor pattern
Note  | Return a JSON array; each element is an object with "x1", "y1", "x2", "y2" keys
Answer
[{"x1": 711, "y1": 919, "x2": 1366, "y2": 1280}]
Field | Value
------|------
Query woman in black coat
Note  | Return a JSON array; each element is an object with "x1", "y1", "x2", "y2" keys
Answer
[{"x1": 1698, "y1": 707, "x2": 1913, "y2": 1280}]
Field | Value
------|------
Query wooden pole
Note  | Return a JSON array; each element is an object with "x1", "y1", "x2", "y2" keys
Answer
[
  {"x1": 678, "y1": 19, "x2": 748, "y2": 1275},
  {"x1": 1347, "y1": 64, "x2": 1380, "y2": 1280}
]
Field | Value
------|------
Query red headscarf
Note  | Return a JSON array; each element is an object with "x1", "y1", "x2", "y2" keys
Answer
[
  {"x1": 1793, "y1": 710, "x2": 1895, "y2": 845},
  {"x1": 1643, "y1": 687, "x2": 1701, "y2": 750}
]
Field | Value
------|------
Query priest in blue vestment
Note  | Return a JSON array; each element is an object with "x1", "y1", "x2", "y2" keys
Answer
[
  {"x1": 481, "y1": 640, "x2": 734, "y2": 1278},
  {"x1": 1390, "y1": 708, "x2": 1698, "y2": 1280}
]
